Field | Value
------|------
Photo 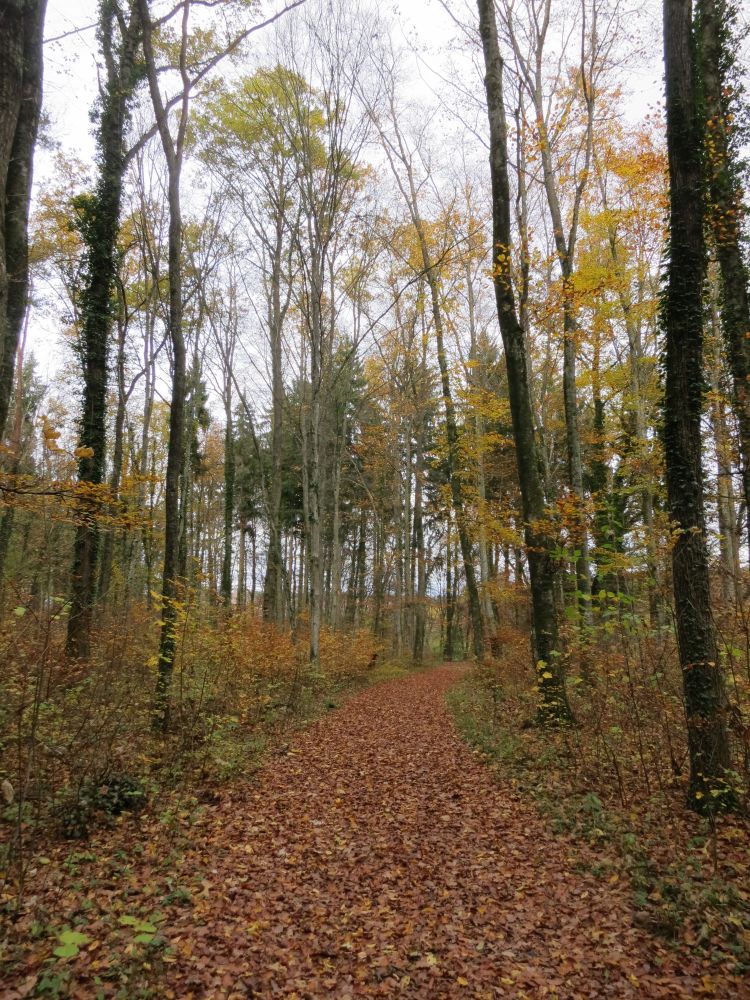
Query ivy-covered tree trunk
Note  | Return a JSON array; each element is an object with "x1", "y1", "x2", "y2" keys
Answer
[
  {"x1": 662, "y1": 0, "x2": 732, "y2": 811},
  {"x1": 697, "y1": 0, "x2": 750, "y2": 544},
  {"x1": 0, "y1": 0, "x2": 47, "y2": 443},
  {"x1": 66, "y1": 0, "x2": 142, "y2": 659},
  {"x1": 477, "y1": 0, "x2": 573, "y2": 723}
]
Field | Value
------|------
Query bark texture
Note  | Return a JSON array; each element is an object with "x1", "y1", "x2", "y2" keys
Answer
[
  {"x1": 0, "y1": 0, "x2": 47, "y2": 442},
  {"x1": 662, "y1": 0, "x2": 732, "y2": 810},
  {"x1": 139, "y1": 0, "x2": 189, "y2": 729},
  {"x1": 67, "y1": 0, "x2": 142, "y2": 658},
  {"x1": 697, "y1": 0, "x2": 750, "y2": 544}
]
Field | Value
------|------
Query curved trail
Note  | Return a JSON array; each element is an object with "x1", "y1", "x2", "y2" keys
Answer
[{"x1": 157, "y1": 665, "x2": 718, "y2": 998}]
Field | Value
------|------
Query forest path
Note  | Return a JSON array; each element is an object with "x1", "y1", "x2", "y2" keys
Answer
[{"x1": 152, "y1": 664, "x2": 715, "y2": 998}]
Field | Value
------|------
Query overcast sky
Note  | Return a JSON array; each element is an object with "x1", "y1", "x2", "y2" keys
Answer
[
  {"x1": 40, "y1": 0, "x2": 466, "y2": 167},
  {"x1": 39, "y1": 0, "x2": 666, "y2": 169},
  {"x1": 33, "y1": 0, "x2": 666, "y2": 381}
]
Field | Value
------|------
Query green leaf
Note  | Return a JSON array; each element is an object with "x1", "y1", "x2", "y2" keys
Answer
[
  {"x1": 134, "y1": 932, "x2": 155, "y2": 944},
  {"x1": 13, "y1": 606, "x2": 26, "y2": 617},
  {"x1": 120, "y1": 915, "x2": 158, "y2": 935},
  {"x1": 53, "y1": 943, "x2": 79, "y2": 958},
  {"x1": 59, "y1": 930, "x2": 89, "y2": 946}
]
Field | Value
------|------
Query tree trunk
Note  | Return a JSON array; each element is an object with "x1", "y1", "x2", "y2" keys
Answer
[
  {"x1": 697, "y1": 0, "x2": 750, "y2": 548},
  {"x1": 708, "y1": 276, "x2": 740, "y2": 602},
  {"x1": 562, "y1": 291, "x2": 592, "y2": 619},
  {"x1": 408, "y1": 204, "x2": 484, "y2": 661},
  {"x1": 221, "y1": 405, "x2": 234, "y2": 605},
  {"x1": 329, "y1": 419, "x2": 345, "y2": 629},
  {"x1": 98, "y1": 291, "x2": 128, "y2": 604},
  {"x1": 139, "y1": 319, "x2": 157, "y2": 605},
  {"x1": 66, "y1": 0, "x2": 141, "y2": 658},
  {"x1": 251, "y1": 523, "x2": 257, "y2": 606},
  {"x1": 238, "y1": 521, "x2": 247, "y2": 607},
  {"x1": 373, "y1": 513, "x2": 384, "y2": 638},
  {"x1": 478, "y1": 0, "x2": 572, "y2": 722},
  {"x1": 0, "y1": 309, "x2": 28, "y2": 600},
  {"x1": 444, "y1": 515, "x2": 455, "y2": 661},
  {"x1": 597, "y1": 170, "x2": 665, "y2": 624},
  {"x1": 355, "y1": 508, "x2": 367, "y2": 626},
  {"x1": 662, "y1": 0, "x2": 732, "y2": 810},
  {"x1": 508, "y1": 0, "x2": 594, "y2": 622},
  {"x1": 305, "y1": 312, "x2": 324, "y2": 665},
  {"x1": 263, "y1": 224, "x2": 285, "y2": 623},
  {"x1": 139, "y1": 0, "x2": 189, "y2": 730},
  {"x1": 412, "y1": 418, "x2": 427, "y2": 664},
  {"x1": 374, "y1": 97, "x2": 484, "y2": 659},
  {"x1": 467, "y1": 261, "x2": 498, "y2": 645},
  {"x1": 0, "y1": 0, "x2": 47, "y2": 443}
]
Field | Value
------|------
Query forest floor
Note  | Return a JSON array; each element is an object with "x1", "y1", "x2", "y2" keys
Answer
[{"x1": 1, "y1": 664, "x2": 747, "y2": 998}]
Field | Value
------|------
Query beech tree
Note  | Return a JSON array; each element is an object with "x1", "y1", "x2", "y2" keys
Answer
[
  {"x1": 273, "y1": 0, "x2": 372, "y2": 666},
  {"x1": 136, "y1": 0, "x2": 191, "y2": 729},
  {"x1": 367, "y1": 43, "x2": 486, "y2": 659},
  {"x1": 477, "y1": 0, "x2": 573, "y2": 721},
  {"x1": 195, "y1": 66, "x2": 301, "y2": 624},
  {"x1": 499, "y1": 0, "x2": 601, "y2": 617}
]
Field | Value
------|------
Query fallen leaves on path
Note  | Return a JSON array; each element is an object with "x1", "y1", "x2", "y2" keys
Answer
[{"x1": 2, "y1": 666, "x2": 746, "y2": 997}]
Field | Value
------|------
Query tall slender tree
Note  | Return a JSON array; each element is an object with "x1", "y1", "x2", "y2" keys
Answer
[
  {"x1": 662, "y1": 0, "x2": 732, "y2": 810},
  {"x1": 195, "y1": 67, "x2": 300, "y2": 624},
  {"x1": 368, "y1": 47, "x2": 485, "y2": 659},
  {"x1": 0, "y1": 0, "x2": 47, "y2": 443},
  {"x1": 66, "y1": 0, "x2": 142, "y2": 659},
  {"x1": 138, "y1": 0, "x2": 191, "y2": 728},
  {"x1": 477, "y1": 0, "x2": 572, "y2": 721},
  {"x1": 501, "y1": 0, "x2": 613, "y2": 619},
  {"x1": 277, "y1": 0, "x2": 371, "y2": 666},
  {"x1": 696, "y1": 0, "x2": 750, "y2": 544}
]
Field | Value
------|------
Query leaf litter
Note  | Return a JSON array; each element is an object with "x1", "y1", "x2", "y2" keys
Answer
[{"x1": 2, "y1": 665, "x2": 746, "y2": 997}]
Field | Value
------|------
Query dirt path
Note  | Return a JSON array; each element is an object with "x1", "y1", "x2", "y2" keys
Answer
[
  {"x1": 3, "y1": 666, "x2": 741, "y2": 998},
  {"x1": 151, "y1": 665, "x2": 731, "y2": 998}
]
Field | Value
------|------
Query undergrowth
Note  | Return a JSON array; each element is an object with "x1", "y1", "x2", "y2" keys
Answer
[
  {"x1": 447, "y1": 644, "x2": 750, "y2": 973},
  {"x1": 0, "y1": 601, "x2": 397, "y2": 911}
]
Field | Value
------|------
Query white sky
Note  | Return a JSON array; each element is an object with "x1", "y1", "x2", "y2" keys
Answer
[
  {"x1": 32, "y1": 0, "x2": 666, "y2": 384},
  {"x1": 39, "y1": 0, "x2": 465, "y2": 168},
  {"x1": 39, "y1": 0, "x2": 665, "y2": 168},
  {"x1": 34, "y1": 0, "x2": 470, "y2": 378}
]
